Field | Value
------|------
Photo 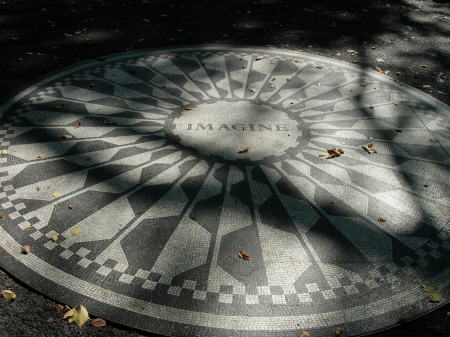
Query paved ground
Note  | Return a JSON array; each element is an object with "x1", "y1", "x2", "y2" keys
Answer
[{"x1": 0, "y1": 1, "x2": 449, "y2": 337}]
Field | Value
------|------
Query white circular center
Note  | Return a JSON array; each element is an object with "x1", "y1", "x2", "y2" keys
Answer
[{"x1": 172, "y1": 101, "x2": 301, "y2": 161}]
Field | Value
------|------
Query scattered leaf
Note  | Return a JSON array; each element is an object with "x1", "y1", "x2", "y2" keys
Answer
[
  {"x1": 432, "y1": 326, "x2": 446, "y2": 334},
  {"x1": 46, "y1": 318, "x2": 55, "y2": 323},
  {"x1": 299, "y1": 331, "x2": 310, "y2": 337},
  {"x1": 90, "y1": 318, "x2": 107, "y2": 327},
  {"x1": 347, "y1": 49, "x2": 358, "y2": 55},
  {"x1": 103, "y1": 120, "x2": 117, "y2": 125},
  {"x1": 67, "y1": 203, "x2": 73, "y2": 209},
  {"x1": 238, "y1": 148, "x2": 249, "y2": 154},
  {"x1": 22, "y1": 245, "x2": 31, "y2": 254},
  {"x1": 36, "y1": 153, "x2": 44, "y2": 159},
  {"x1": 319, "y1": 154, "x2": 327, "y2": 157},
  {"x1": 423, "y1": 184, "x2": 429, "y2": 188},
  {"x1": 316, "y1": 65, "x2": 323, "y2": 69},
  {"x1": 422, "y1": 84, "x2": 431, "y2": 89},
  {"x1": 50, "y1": 304, "x2": 65, "y2": 311},
  {"x1": 62, "y1": 134, "x2": 73, "y2": 139},
  {"x1": 359, "y1": 82, "x2": 368, "y2": 87},
  {"x1": 335, "y1": 327, "x2": 344, "y2": 336},
  {"x1": 337, "y1": 147, "x2": 344, "y2": 154},
  {"x1": 420, "y1": 64, "x2": 428, "y2": 68},
  {"x1": 378, "y1": 217, "x2": 387, "y2": 222},
  {"x1": 74, "y1": 122, "x2": 81, "y2": 128},
  {"x1": 0, "y1": 213, "x2": 4, "y2": 219},
  {"x1": 50, "y1": 234, "x2": 58, "y2": 242},
  {"x1": 286, "y1": 78, "x2": 291, "y2": 82},
  {"x1": 64, "y1": 305, "x2": 90, "y2": 328},
  {"x1": 0, "y1": 150, "x2": 8, "y2": 155},
  {"x1": 53, "y1": 104, "x2": 65, "y2": 110},
  {"x1": 255, "y1": 56, "x2": 263, "y2": 61},
  {"x1": 425, "y1": 284, "x2": 438, "y2": 292},
  {"x1": 184, "y1": 107, "x2": 193, "y2": 111},
  {"x1": 362, "y1": 143, "x2": 377, "y2": 154},
  {"x1": 1, "y1": 290, "x2": 17, "y2": 300},
  {"x1": 429, "y1": 292, "x2": 443, "y2": 302},
  {"x1": 52, "y1": 192, "x2": 61, "y2": 198},
  {"x1": 71, "y1": 226, "x2": 81, "y2": 236},
  {"x1": 395, "y1": 129, "x2": 402, "y2": 133},
  {"x1": 326, "y1": 148, "x2": 341, "y2": 159},
  {"x1": 249, "y1": 88, "x2": 256, "y2": 93},
  {"x1": 238, "y1": 251, "x2": 250, "y2": 260}
]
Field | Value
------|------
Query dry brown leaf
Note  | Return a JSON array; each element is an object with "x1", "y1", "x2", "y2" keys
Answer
[
  {"x1": 1, "y1": 290, "x2": 17, "y2": 300},
  {"x1": 238, "y1": 251, "x2": 250, "y2": 260},
  {"x1": 238, "y1": 148, "x2": 249, "y2": 154},
  {"x1": 299, "y1": 331, "x2": 310, "y2": 337},
  {"x1": 337, "y1": 147, "x2": 344, "y2": 154},
  {"x1": 359, "y1": 82, "x2": 368, "y2": 87},
  {"x1": 50, "y1": 234, "x2": 58, "y2": 242},
  {"x1": 0, "y1": 213, "x2": 4, "y2": 219},
  {"x1": 74, "y1": 122, "x2": 81, "y2": 128},
  {"x1": 184, "y1": 107, "x2": 193, "y2": 111},
  {"x1": 103, "y1": 120, "x2": 117, "y2": 125},
  {"x1": 46, "y1": 318, "x2": 55, "y2": 323},
  {"x1": 378, "y1": 217, "x2": 387, "y2": 222},
  {"x1": 255, "y1": 56, "x2": 263, "y2": 61},
  {"x1": 71, "y1": 226, "x2": 81, "y2": 236},
  {"x1": 67, "y1": 203, "x2": 73, "y2": 209},
  {"x1": 53, "y1": 104, "x2": 65, "y2": 110},
  {"x1": 362, "y1": 143, "x2": 377, "y2": 154},
  {"x1": 50, "y1": 304, "x2": 65, "y2": 311},
  {"x1": 432, "y1": 326, "x2": 446, "y2": 334},
  {"x1": 22, "y1": 245, "x2": 31, "y2": 254},
  {"x1": 0, "y1": 150, "x2": 7, "y2": 155},
  {"x1": 326, "y1": 149, "x2": 341, "y2": 159},
  {"x1": 90, "y1": 318, "x2": 107, "y2": 327},
  {"x1": 335, "y1": 327, "x2": 344, "y2": 336}
]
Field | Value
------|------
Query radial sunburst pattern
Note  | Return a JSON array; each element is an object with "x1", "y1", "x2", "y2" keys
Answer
[{"x1": 0, "y1": 46, "x2": 449, "y2": 337}]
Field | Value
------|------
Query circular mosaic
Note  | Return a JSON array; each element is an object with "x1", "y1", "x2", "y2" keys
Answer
[{"x1": 0, "y1": 46, "x2": 449, "y2": 337}]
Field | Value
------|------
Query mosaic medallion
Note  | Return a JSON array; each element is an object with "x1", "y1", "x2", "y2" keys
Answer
[{"x1": 0, "y1": 46, "x2": 449, "y2": 337}]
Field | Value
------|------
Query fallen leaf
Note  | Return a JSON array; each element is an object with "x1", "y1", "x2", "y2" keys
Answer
[
  {"x1": 52, "y1": 192, "x2": 61, "y2": 198},
  {"x1": 64, "y1": 305, "x2": 90, "y2": 328},
  {"x1": 422, "y1": 84, "x2": 431, "y2": 89},
  {"x1": 316, "y1": 65, "x2": 323, "y2": 69},
  {"x1": 255, "y1": 56, "x2": 263, "y2": 61},
  {"x1": 22, "y1": 245, "x2": 31, "y2": 254},
  {"x1": 395, "y1": 129, "x2": 402, "y2": 133},
  {"x1": 238, "y1": 251, "x2": 250, "y2": 260},
  {"x1": 425, "y1": 284, "x2": 438, "y2": 292},
  {"x1": 103, "y1": 120, "x2": 117, "y2": 125},
  {"x1": 432, "y1": 326, "x2": 445, "y2": 334},
  {"x1": 74, "y1": 122, "x2": 81, "y2": 128},
  {"x1": 0, "y1": 213, "x2": 4, "y2": 219},
  {"x1": 67, "y1": 203, "x2": 73, "y2": 209},
  {"x1": 238, "y1": 148, "x2": 249, "y2": 154},
  {"x1": 423, "y1": 184, "x2": 429, "y2": 188},
  {"x1": 90, "y1": 318, "x2": 106, "y2": 327},
  {"x1": 319, "y1": 154, "x2": 327, "y2": 157},
  {"x1": 46, "y1": 318, "x2": 55, "y2": 323},
  {"x1": 50, "y1": 304, "x2": 65, "y2": 311},
  {"x1": 378, "y1": 217, "x2": 387, "y2": 222},
  {"x1": 429, "y1": 292, "x2": 443, "y2": 302},
  {"x1": 337, "y1": 147, "x2": 344, "y2": 154},
  {"x1": 347, "y1": 49, "x2": 358, "y2": 55},
  {"x1": 71, "y1": 226, "x2": 81, "y2": 236},
  {"x1": 359, "y1": 82, "x2": 368, "y2": 87},
  {"x1": 299, "y1": 331, "x2": 310, "y2": 337},
  {"x1": 249, "y1": 88, "x2": 256, "y2": 93},
  {"x1": 1, "y1": 290, "x2": 17, "y2": 300},
  {"x1": 0, "y1": 150, "x2": 7, "y2": 155},
  {"x1": 335, "y1": 327, "x2": 344, "y2": 336},
  {"x1": 362, "y1": 143, "x2": 377, "y2": 154},
  {"x1": 53, "y1": 104, "x2": 65, "y2": 109},
  {"x1": 50, "y1": 234, "x2": 58, "y2": 242},
  {"x1": 420, "y1": 64, "x2": 428, "y2": 68},
  {"x1": 326, "y1": 148, "x2": 341, "y2": 159},
  {"x1": 36, "y1": 153, "x2": 44, "y2": 159},
  {"x1": 62, "y1": 134, "x2": 73, "y2": 139}
]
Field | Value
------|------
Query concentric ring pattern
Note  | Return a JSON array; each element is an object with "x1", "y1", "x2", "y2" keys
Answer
[{"x1": 0, "y1": 46, "x2": 449, "y2": 337}]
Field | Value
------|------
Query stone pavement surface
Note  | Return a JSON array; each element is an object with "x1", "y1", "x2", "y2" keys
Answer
[{"x1": 0, "y1": 1, "x2": 449, "y2": 337}]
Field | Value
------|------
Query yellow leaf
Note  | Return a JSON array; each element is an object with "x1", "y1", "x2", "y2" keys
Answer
[
  {"x1": 184, "y1": 107, "x2": 193, "y2": 111},
  {"x1": 22, "y1": 245, "x2": 31, "y2": 254},
  {"x1": 36, "y1": 153, "x2": 44, "y2": 159},
  {"x1": 50, "y1": 234, "x2": 58, "y2": 242},
  {"x1": 90, "y1": 318, "x2": 106, "y2": 327},
  {"x1": 378, "y1": 217, "x2": 387, "y2": 222},
  {"x1": 429, "y1": 292, "x2": 443, "y2": 302},
  {"x1": 1, "y1": 290, "x2": 17, "y2": 300},
  {"x1": 0, "y1": 150, "x2": 7, "y2": 155},
  {"x1": 75, "y1": 305, "x2": 89, "y2": 328},
  {"x1": 425, "y1": 284, "x2": 438, "y2": 293},
  {"x1": 249, "y1": 88, "x2": 256, "y2": 93},
  {"x1": 299, "y1": 331, "x2": 310, "y2": 337},
  {"x1": 335, "y1": 327, "x2": 344, "y2": 336},
  {"x1": 52, "y1": 192, "x2": 61, "y2": 198},
  {"x1": 62, "y1": 134, "x2": 73, "y2": 139},
  {"x1": 63, "y1": 307, "x2": 77, "y2": 319},
  {"x1": 71, "y1": 226, "x2": 81, "y2": 236},
  {"x1": 238, "y1": 251, "x2": 250, "y2": 260}
]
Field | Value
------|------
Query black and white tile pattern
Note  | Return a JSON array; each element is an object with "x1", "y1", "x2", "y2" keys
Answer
[{"x1": 0, "y1": 46, "x2": 449, "y2": 337}]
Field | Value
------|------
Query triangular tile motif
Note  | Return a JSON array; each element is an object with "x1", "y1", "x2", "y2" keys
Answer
[{"x1": 0, "y1": 46, "x2": 448, "y2": 337}]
